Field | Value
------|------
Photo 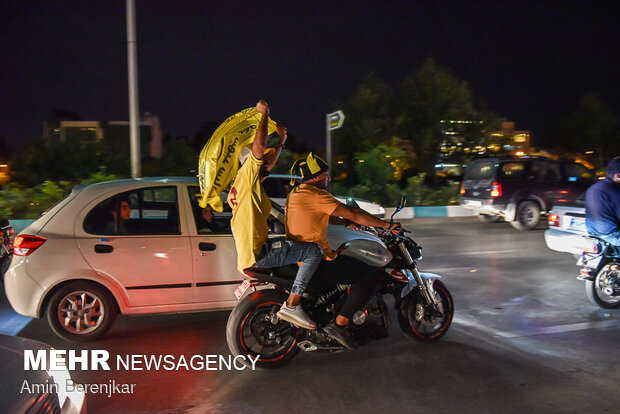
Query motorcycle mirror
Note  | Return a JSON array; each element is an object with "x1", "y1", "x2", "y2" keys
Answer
[{"x1": 390, "y1": 196, "x2": 407, "y2": 226}]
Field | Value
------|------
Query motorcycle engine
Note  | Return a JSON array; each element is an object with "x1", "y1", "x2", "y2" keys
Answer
[{"x1": 350, "y1": 296, "x2": 391, "y2": 341}]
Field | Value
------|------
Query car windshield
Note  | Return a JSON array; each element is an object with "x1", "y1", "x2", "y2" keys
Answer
[{"x1": 465, "y1": 161, "x2": 496, "y2": 180}]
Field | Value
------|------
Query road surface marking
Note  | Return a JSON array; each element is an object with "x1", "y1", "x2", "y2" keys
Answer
[{"x1": 454, "y1": 315, "x2": 620, "y2": 339}]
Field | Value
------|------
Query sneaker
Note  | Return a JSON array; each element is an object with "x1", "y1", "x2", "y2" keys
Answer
[
  {"x1": 324, "y1": 322, "x2": 357, "y2": 349},
  {"x1": 277, "y1": 303, "x2": 317, "y2": 330}
]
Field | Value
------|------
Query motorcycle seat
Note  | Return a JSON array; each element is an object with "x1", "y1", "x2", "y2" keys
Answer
[
  {"x1": 244, "y1": 267, "x2": 273, "y2": 276},
  {"x1": 243, "y1": 266, "x2": 296, "y2": 289}
]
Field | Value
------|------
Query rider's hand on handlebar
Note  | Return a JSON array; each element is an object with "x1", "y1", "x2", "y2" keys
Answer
[{"x1": 387, "y1": 222, "x2": 402, "y2": 235}]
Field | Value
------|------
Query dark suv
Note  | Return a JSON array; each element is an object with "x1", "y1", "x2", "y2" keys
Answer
[{"x1": 459, "y1": 156, "x2": 594, "y2": 230}]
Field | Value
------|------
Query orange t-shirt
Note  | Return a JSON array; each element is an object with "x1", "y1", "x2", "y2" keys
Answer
[{"x1": 285, "y1": 183, "x2": 342, "y2": 260}]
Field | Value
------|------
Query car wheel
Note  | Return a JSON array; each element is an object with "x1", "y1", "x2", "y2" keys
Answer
[
  {"x1": 510, "y1": 201, "x2": 540, "y2": 230},
  {"x1": 46, "y1": 281, "x2": 118, "y2": 342},
  {"x1": 477, "y1": 214, "x2": 501, "y2": 223}
]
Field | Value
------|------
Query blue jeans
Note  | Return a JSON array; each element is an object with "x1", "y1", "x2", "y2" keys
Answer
[
  {"x1": 595, "y1": 230, "x2": 620, "y2": 247},
  {"x1": 254, "y1": 237, "x2": 323, "y2": 295}
]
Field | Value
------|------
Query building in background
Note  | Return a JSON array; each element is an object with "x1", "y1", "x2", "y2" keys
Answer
[
  {"x1": 43, "y1": 113, "x2": 163, "y2": 158},
  {"x1": 490, "y1": 121, "x2": 531, "y2": 156}
]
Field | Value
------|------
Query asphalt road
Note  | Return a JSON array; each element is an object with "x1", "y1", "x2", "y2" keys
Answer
[{"x1": 10, "y1": 217, "x2": 620, "y2": 413}]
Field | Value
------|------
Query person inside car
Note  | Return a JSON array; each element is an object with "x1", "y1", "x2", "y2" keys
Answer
[
  {"x1": 197, "y1": 204, "x2": 227, "y2": 233},
  {"x1": 103, "y1": 196, "x2": 132, "y2": 234},
  {"x1": 586, "y1": 156, "x2": 620, "y2": 247},
  {"x1": 285, "y1": 153, "x2": 400, "y2": 349},
  {"x1": 227, "y1": 100, "x2": 323, "y2": 330}
]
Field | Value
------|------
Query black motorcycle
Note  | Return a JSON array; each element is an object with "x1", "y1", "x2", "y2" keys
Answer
[
  {"x1": 578, "y1": 236, "x2": 620, "y2": 308},
  {"x1": 0, "y1": 218, "x2": 14, "y2": 282},
  {"x1": 226, "y1": 200, "x2": 454, "y2": 368}
]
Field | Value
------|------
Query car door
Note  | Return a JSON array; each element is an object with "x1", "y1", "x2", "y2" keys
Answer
[
  {"x1": 77, "y1": 185, "x2": 194, "y2": 307},
  {"x1": 528, "y1": 159, "x2": 564, "y2": 209},
  {"x1": 185, "y1": 185, "x2": 241, "y2": 308}
]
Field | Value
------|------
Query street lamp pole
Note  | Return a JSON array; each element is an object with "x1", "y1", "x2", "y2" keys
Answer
[
  {"x1": 325, "y1": 110, "x2": 345, "y2": 169},
  {"x1": 326, "y1": 114, "x2": 332, "y2": 169},
  {"x1": 126, "y1": 0, "x2": 141, "y2": 178}
]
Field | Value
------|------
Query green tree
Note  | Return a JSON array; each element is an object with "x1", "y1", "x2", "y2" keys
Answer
[
  {"x1": 397, "y1": 58, "x2": 484, "y2": 174},
  {"x1": 146, "y1": 138, "x2": 198, "y2": 176},
  {"x1": 338, "y1": 138, "x2": 412, "y2": 205},
  {"x1": 564, "y1": 93, "x2": 619, "y2": 166},
  {"x1": 333, "y1": 74, "x2": 396, "y2": 183}
]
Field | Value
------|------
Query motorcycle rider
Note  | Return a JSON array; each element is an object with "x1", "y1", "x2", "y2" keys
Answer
[
  {"x1": 585, "y1": 156, "x2": 620, "y2": 247},
  {"x1": 285, "y1": 153, "x2": 400, "y2": 349},
  {"x1": 227, "y1": 100, "x2": 323, "y2": 330}
]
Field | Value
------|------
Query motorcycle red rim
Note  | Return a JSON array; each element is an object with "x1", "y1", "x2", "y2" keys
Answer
[
  {"x1": 239, "y1": 301, "x2": 299, "y2": 363},
  {"x1": 409, "y1": 283, "x2": 453, "y2": 339}
]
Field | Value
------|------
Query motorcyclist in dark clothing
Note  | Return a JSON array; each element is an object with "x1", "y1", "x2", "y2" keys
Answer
[{"x1": 585, "y1": 156, "x2": 620, "y2": 246}]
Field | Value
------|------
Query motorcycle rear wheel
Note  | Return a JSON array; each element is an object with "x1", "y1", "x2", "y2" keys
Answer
[
  {"x1": 398, "y1": 280, "x2": 454, "y2": 342},
  {"x1": 585, "y1": 264, "x2": 620, "y2": 309},
  {"x1": 226, "y1": 289, "x2": 301, "y2": 369}
]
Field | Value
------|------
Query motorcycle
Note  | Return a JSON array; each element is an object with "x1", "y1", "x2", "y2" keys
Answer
[
  {"x1": 578, "y1": 236, "x2": 620, "y2": 308},
  {"x1": 226, "y1": 198, "x2": 454, "y2": 368},
  {"x1": 0, "y1": 218, "x2": 15, "y2": 282}
]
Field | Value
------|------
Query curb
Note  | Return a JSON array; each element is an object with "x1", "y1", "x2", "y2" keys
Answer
[
  {"x1": 384, "y1": 206, "x2": 475, "y2": 219},
  {"x1": 9, "y1": 219, "x2": 35, "y2": 234}
]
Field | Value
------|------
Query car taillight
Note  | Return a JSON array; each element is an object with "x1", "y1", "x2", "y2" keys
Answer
[
  {"x1": 490, "y1": 182, "x2": 502, "y2": 198},
  {"x1": 13, "y1": 235, "x2": 47, "y2": 256},
  {"x1": 459, "y1": 181, "x2": 465, "y2": 195},
  {"x1": 548, "y1": 214, "x2": 560, "y2": 227},
  {"x1": 584, "y1": 241, "x2": 600, "y2": 254}
]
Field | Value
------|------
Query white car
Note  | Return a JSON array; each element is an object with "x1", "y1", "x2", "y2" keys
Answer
[
  {"x1": 263, "y1": 174, "x2": 386, "y2": 218},
  {"x1": 544, "y1": 195, "x2": 590, "y2": 257},
  {"x1": 4, "y1": 177, "x2": 381, "y2": 342},
  {"x1": 0, "y1": 334, "x2": 86, "y2": 413}
]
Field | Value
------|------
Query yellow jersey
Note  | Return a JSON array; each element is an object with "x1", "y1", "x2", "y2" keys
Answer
[{"x1": 227, "y1": 153, "x2": 271, "y2": 271}]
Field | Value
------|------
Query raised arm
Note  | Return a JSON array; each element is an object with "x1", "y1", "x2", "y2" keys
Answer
[
  {"x1": 251, "y1": 100, "x2": 270, "y2": 160},
  {"x1": 262, "y1": 124, "x2": 288, "y2": 173}
]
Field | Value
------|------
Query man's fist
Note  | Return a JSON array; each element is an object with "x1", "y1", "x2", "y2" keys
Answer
[
  {"x1": 256, "y1": 100, "x2": 269, "y2": 115},
  {"x1": 276, "y1": 124, "x2": 288, "y2": 144}
]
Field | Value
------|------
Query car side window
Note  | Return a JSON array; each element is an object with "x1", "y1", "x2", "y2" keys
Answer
[
  {"x1": 262, "y1": 177, "x2": 297, "y2": 198},
  {"x1": 187, "y1": 186, "x2": 232, "y2": 234},
  {"x1": 564, "y1": 163, "x2": 593, "y2": 182},
  {"x1": 499, "y1": 162, "x2": 525, "y2": 179},
  {"x1": 465, "y1": 161, "x2": 496, "y2": 180},
  {"x1": 531, "y1": 160, "x2": 561, "y2": 181},
  {"x1": 83, "y1": 186, "x2": 180, "y2": 235}
]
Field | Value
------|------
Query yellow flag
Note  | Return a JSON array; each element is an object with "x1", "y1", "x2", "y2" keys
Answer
[{"x1": 198, "y1": 107, "x2": 277, "y2": 211}]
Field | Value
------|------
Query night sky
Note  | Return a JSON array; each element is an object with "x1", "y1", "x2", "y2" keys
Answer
[{"x1": 2, "y1": 1, "x2": 619, "y2": 152}]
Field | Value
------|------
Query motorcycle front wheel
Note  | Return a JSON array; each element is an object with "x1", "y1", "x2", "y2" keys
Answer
[
  {"x1": 585, "y1": 263, "x2": 620, "y2": 309},
  {"x1": 226, "y1": 289, "x2": 301, "y2": 369},
  {"x1": 398, "y1": 280, "x2": 454, "y2": 342}
]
